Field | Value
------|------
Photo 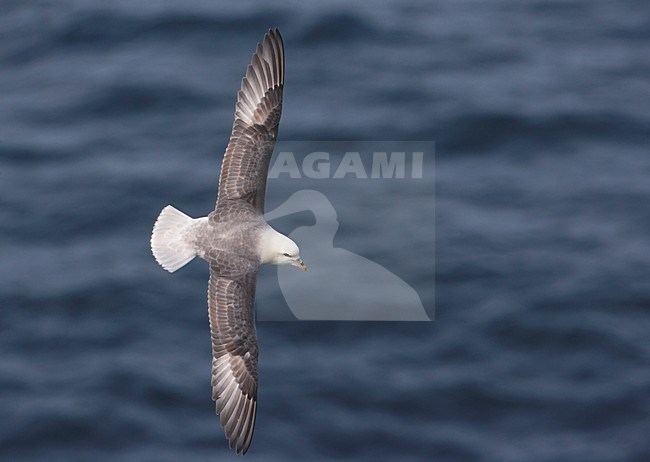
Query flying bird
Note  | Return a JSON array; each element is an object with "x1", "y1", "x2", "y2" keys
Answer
[{"x1": 150, "y1": 29, "x2": 305, "y2": 454}]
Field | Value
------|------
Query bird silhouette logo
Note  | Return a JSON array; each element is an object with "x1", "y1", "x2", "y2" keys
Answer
[{"x1": 265, "y1": 190, "x2": 430, "y2": 320}]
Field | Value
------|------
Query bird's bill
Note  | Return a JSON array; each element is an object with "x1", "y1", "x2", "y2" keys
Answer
[{"x1": 292, "y1": 259, "x2": 307, "y2": 271}]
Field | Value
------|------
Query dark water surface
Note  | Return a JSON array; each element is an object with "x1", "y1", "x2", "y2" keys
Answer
[{"x1": 1, "y1": 1, "x2": 649, "y2": 461}]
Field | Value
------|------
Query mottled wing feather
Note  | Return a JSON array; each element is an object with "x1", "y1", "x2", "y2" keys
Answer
[
  {"x1": 216, "y1": 28, "x2": 285, "y2": 214},
  {"x1": 208, "y1": 267, "x2": 259, "y2": 454}
]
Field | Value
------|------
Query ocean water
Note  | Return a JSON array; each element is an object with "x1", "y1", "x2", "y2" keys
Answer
[{"x1": 1, "y1": 1, "x2": 649, "y2": 461}]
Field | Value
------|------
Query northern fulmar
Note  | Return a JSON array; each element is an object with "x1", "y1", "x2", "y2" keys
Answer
[{"x1": 150, "y1": 29, "x2": 305, "y2": 454}]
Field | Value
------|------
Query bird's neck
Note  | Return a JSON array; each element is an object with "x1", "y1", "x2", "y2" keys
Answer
[{"x1": 257, "y1": 227, "x2": 285, "y2": 265}]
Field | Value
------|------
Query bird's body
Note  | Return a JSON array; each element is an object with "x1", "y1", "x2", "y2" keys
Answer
[
  {"x1": 150, "y1": 29, "x2": 305, "y2": 454},
  {"x1": 196, "y1": 213, "x2": 266, "y2": 267}
]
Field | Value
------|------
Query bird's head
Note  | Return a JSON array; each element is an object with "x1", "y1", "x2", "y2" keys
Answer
[
  {"x1": 260, "y1": 228, "x2": 307, "y2": 271},
  {"x1": 276, "y1": 239, "x2": 307, "y2": 271}
]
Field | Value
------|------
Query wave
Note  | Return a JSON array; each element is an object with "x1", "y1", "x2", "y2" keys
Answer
[
  {"x1": 2, "y1": 9, "x2": 287, "y2": 65},
  {"x1": 432, "y1": 111, "x2": 650, "y2": 154}
]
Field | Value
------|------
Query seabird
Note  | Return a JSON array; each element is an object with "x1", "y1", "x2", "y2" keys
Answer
[{"x1": 150, "y1": 29, "x2": 305, "y2": 454}]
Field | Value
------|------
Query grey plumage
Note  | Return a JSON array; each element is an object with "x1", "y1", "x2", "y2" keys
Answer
[
  {"x1": 151, "y1": 28, "x2": 290, "y2": 455},
  {"x1": 206, "y1": 28, "x2": 284, "y2": 454},
  {"x1": 217, "y1": 28, "x2": 284, "y2": 214}
]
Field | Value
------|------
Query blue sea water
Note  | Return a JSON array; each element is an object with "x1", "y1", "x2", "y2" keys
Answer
[{"x1": 1, "y1": 1, "x2": 649, "y2": 460}]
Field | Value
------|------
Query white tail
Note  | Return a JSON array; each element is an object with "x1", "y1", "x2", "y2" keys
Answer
[{"x1": 151, "y1": 205, "x2": 197, "y2": 272}]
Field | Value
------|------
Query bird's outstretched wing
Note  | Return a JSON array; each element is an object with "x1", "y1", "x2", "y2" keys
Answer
[
  {"x1": 216, "y1": 28, "x2": 284, "y2": 214},
  {"x1": 208, "y1": 267, "x2": 259, "y2": 454}
]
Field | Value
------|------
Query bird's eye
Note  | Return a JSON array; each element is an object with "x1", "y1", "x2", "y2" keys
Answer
[{"x1": 283, "y1": 253, "x2": 291, "y2": 257}]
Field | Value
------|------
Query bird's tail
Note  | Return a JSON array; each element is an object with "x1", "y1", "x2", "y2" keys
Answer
[{"x1": 151, "y1": 205, "x2": 198, "y2": 272}]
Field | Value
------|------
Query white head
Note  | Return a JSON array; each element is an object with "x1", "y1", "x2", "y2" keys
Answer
[{"x1": 258, "y1": 228, "x2": 307, "y2": 271}]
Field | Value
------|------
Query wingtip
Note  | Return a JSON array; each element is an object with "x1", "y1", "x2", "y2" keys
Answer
[{"x1": 267, "y1": 27, "x2": 282, "y2": 40}]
